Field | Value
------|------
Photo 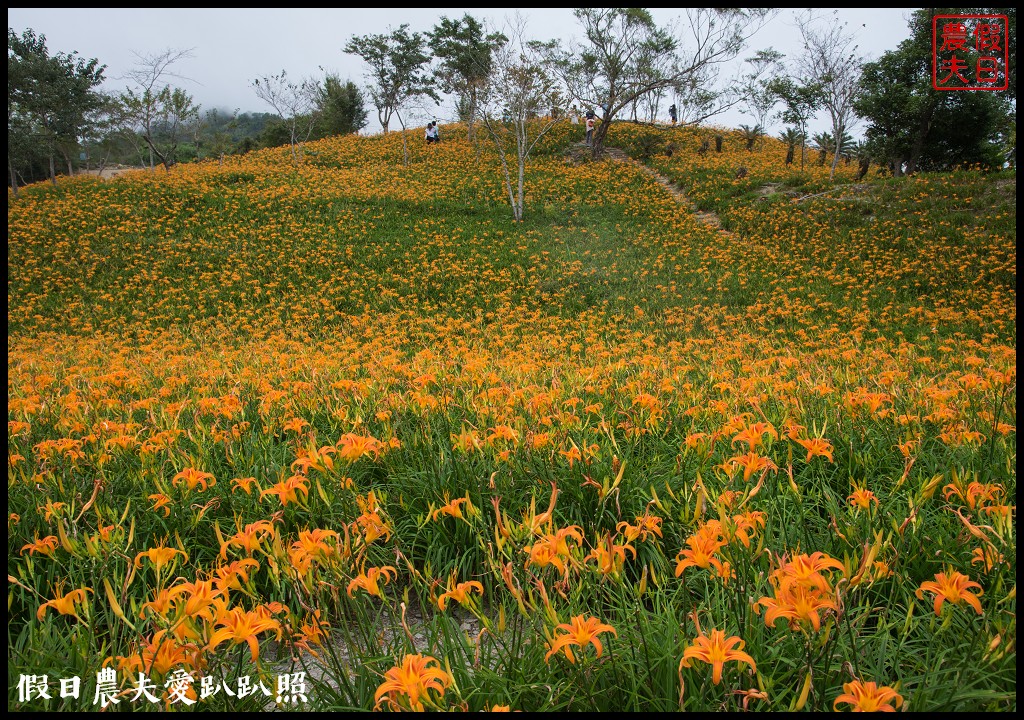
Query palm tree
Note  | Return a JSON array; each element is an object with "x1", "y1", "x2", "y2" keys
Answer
[
  {"x1": 850, "y1": 140, "x2": 872, "y2": 180},
  {"x1": 779, "y1": 127, "x2": 804, "y2": 166},
  {"x1": 813, "y1": 130, "x2": 857, "y2": 167},
  {"x1": 812, "y1": 131, "x2": 832, "y2": 166},
  {"x1": 739, "y1": 123, "x2": 764, "y2": 151}
]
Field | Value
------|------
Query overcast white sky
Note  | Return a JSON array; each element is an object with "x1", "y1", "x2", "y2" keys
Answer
[{"x1": 9, "y1": 7, "x2": 918, "y2": 136}]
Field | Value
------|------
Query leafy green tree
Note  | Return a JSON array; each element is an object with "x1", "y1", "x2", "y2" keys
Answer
[
  {"x1": 8, "y1": 27, "x2": 105, "y2": 192},
  {"x1": 344, "y1": 24, "x2": 437, "y2": 136},
  {"x1": 427, "y1": 14, "x2": 507, "y2": 141},
  {"x1": 547, "y1": 8, "x2": 773, "y2": 158},
  {"x1": 854, "y1": 8, "x2": 1012, "y2": 174},
  {"x1": 312, "y1": 74, "x2": 368, "y2": 138},
  {"x1": 769, "y1": 76, "x2": 822, "y2": 169},
  {"x1": 740, "y1": 48, "x2": 785, "y2": 132}
]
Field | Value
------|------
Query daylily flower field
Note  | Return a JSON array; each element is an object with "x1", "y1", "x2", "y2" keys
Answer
[{"x1": 8, "y1": 121, "x2": 1016, "y2": 711}]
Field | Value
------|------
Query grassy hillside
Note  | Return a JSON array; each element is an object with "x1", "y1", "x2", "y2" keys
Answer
[{"x1": 8, "y1": 120, "x2": 1015, "y2": 711}]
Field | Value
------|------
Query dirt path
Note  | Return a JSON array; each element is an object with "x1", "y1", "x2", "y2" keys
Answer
[
  {"x1": 75, "y1": 166, "x2": 144, "y2": 180},
  {"x1": 601, "y1": 146, "x2": 735, "y2": 238}
]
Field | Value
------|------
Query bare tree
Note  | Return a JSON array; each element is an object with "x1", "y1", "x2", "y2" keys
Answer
[
  {"x1": 119, "y1": 47, "x2": 198, "y2": 171},
  {"x1": 478, "y1": 14, "x2": 560, "y2": 222},
  {"x1": 740, "y1": 48, "x2": 785, "y2": 132},
  {"x1": 796, "y1": 10, "x2": 863, "y2": 180},
  {"x1": 251, "y1": 70, "x2": 319, "y2": 166}
]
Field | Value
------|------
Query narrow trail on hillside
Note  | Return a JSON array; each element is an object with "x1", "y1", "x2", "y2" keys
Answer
[{"x1": 600, "y1": 146, "x2": 736, "y2": 239}]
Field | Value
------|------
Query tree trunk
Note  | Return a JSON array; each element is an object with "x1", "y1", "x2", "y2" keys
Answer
[
  {"x1": 907, "y1": 97, "x2": 936, "y2": 175},
  {"x1": 591, "y1": 121, "x2": 609, "y2": 159},
  {"x1": 8, "y1": 156, "x2": 19, "y2": 199},
  {"x1": 856, "y1": 158, "x2": 869, "y2": 181},
  {"x1": 516, "y1": 144, "x2": 526, "y2": 223},
  {"x1": 49, "y1": 154, "x2": 57, "y2": 186},
  {"x1": 467, "y1": 86, "x2": 477, "y2": 142}
]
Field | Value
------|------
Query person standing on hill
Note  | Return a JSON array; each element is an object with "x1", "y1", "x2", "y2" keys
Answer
[
  {"x1": 669, "y1": 104, "x2": 677, "y2": 126},
  {"x1": 585, "y1": 112, "x2": 596, "y2": 146}
]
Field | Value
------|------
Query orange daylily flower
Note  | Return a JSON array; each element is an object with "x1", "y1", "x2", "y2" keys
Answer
[
  {"x1": 148, "y1": 493, "x2": 172, "y2": 517},
  {"x1": 293, "y1": 609, "x2": 330, "y2": 657},
  {"x1": 140, "y1": 586, "x2": 179, "y2": 619},
  {"x1": 726, "y1": 450, "x2": 779, "y2": 482},
  {"x1": 971, "y1": 546, "x2": 1005, "y2": 573},
  {"x1": 721, "y1": 511, "x2": 766, "y2": 548},
  {"x1": 353, "y1": 495, "x2": 393, "y2": 545},
  {"x1": 585, "y1": 534, "x2": 636, "y2": 577},
  {"x1": 833, "y1": 680, "x2": 903, "y2": 712},
  {"x1": 559, "y1": 445, "x2": 582, "y2": 467},
  {"x1": 347, "y1": 565, "x2": 397, "y2": 598},
  {"x1": 437, "y1": 576, "x2": 484, "y2": 610},
  {"x1": 848, "y1": 487, "x2": 878, "y2": 512},
  {"x1": 212, "y1": 558, "x2": 261, "y2": 593},
  {"x1": 617, "y1": 512, "x2": 663, "y2": 543},
  {"x1": 732, "y1": 422, "x2": 777, "y2": 450},
  {"x1": 432, "y1": 493, "x2": 476, "y2": 522},
  {"x1": 172, "y1": 467, "x2": 216, "y2": 491},
  {"x1": 795, "y1": 437, "x2": 834, "y2": 463},
  {"x1": 545, "y1": 614, "x2": 617, "y2": 663},
  {"x1": 21, "y1": 535, "x2": 59, "y2": 556},
  {"x1": 289, "y1": 528, "x2": 339, "y2": 574},
  {"x1": 674, "y1": 526, "x2": 727, "y2": 578},
  {"x1": 337, "y1": 432, "x2": 381, "y2": 461},
  {"x1": 757, "y1": 583, "x2": 839, "y2": 632},
  {"x1": 524, "y1": 525, "x2": 583, "y2": 574},
  {"x1": 374, "y1": 654, "x2": 451, "y2": 711},
  {"x1": 943, "y1": 481, "x2": 1003, "y2": 510},
  {"x1": 915, "y1": 570, "x2": 983, "y2": 616},
  {"x1": 231, "y1": 477, "x2": 259, "y2": 495},
  {"x1": 109, "y1": 630, "x2": 202, "y2": 678},
  {"x1": 207, "y1": 606, "x2": 282, "y2": 662},
  {"x1": 291, "y1": 444, "x2": 337, "y2": 473},
  {"x1": 169, "y1": 579, "x2": 223, "y2": 623},
  {"x1": 773, "y1": 551, "x2": 845, "y2": 593},
  {"x1": 486, "y1": 425, "x2": 519, "y2": 445},
  {"x1": 260, "y1": 474, "x2": 309, "y2": 506},
  {"x1": 220, "y1": 519, "x2": 276, "y2": 559},
  {"x1": 38, "y1": 500, "x2": 67, "y2": 522},
  {"x1": 680, "y1": 628, "x2": 756, "y2": 684},
  {"x1": 134, "y1": 542, "x2": 188, "y2": 574},
  {"x1": 37, "y1": 584, "x2": 92, "y2": 622}
]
